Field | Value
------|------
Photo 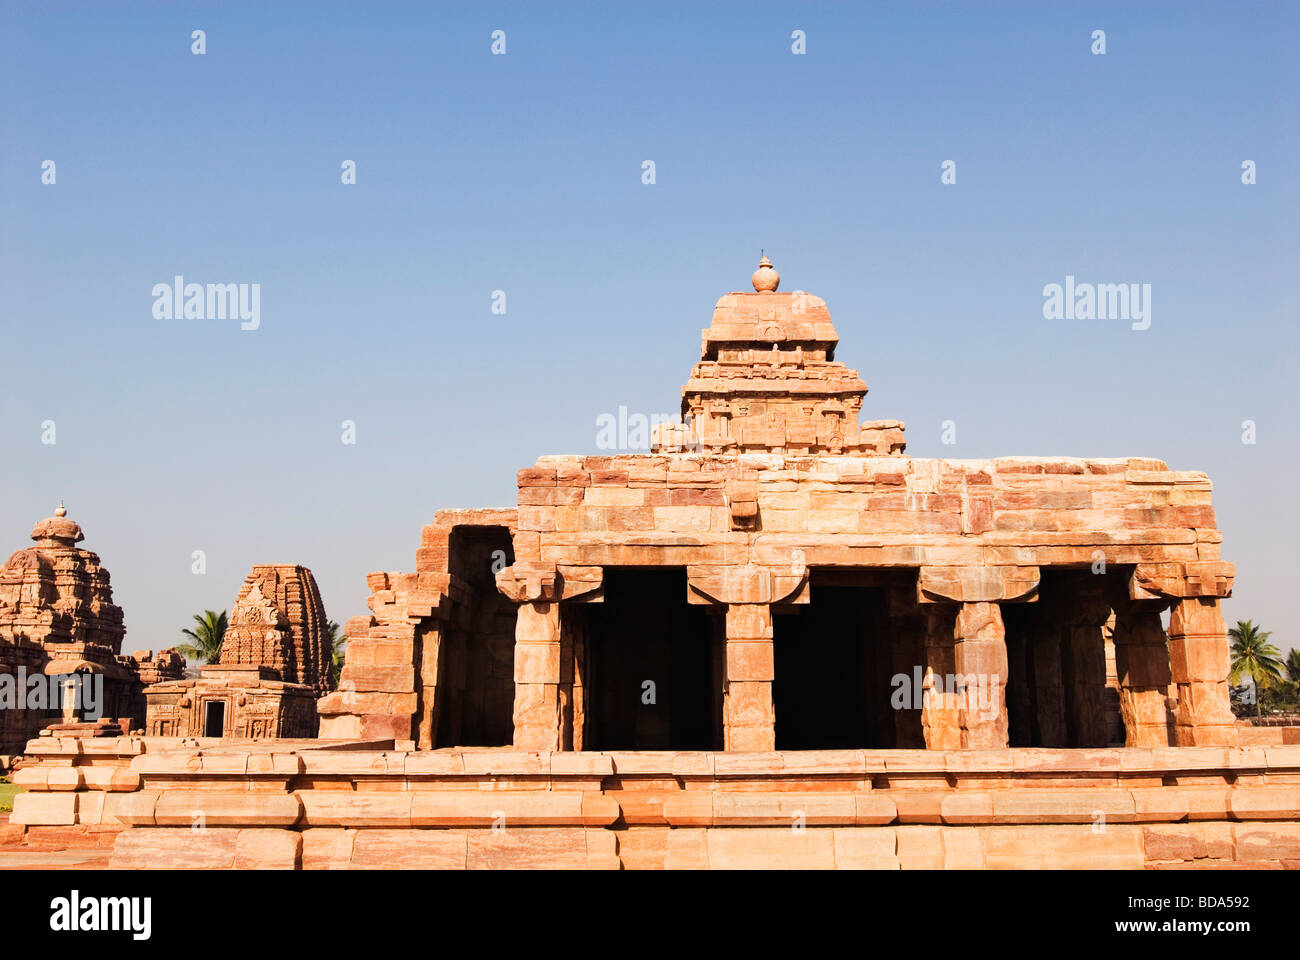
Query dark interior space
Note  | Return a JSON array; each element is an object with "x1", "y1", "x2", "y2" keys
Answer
[
  {"x1": 1003, "y1": 570, "x2": 1119, "y2": 749},
  {"x1": 773, "y1": 580, "x2": 890, "y2": 749},
  {"x1": 203, "y1": 700, "x2": 225, "y2": 738},
  {"x1": 1003, "y1": 601, "x2": 1044, "y2": 748},
  {"x1": 582, "y1": 568, "x2": 718, "y2": 750}
]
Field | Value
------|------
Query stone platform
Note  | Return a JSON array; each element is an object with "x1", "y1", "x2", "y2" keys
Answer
[{"x1": 9, "y1": 736, "x2": 1300, "y2": 869}]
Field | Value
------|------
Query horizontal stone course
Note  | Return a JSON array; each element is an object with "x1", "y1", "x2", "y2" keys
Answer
[{"x1": 10, "y1": 740, "x2": 1300, "y2": 868}]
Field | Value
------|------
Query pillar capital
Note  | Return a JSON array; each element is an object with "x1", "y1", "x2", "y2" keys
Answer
[
  {"x1": 1130, "y1": 561, "x2": 1234, "y2": 601},
  {"x1": 496, "y1": 562, "x2": 603, "y2": 603},
  {"x1": 686, "y1": 563, "x2": 808, "y2": 606},
  {"x1": 917, "y1": 565, "x2": 1039, "y2": 604}
]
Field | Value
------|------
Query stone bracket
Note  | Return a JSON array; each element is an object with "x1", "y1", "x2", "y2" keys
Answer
[
  {"x1": 917, "y1": 565, "x2": 1039, "y2": 604},
  {"x1": 496, "y1": 562, "x2": 603, "y2": 604},
  {"x1": 725, "y1": 475, "x2": 759, "y2": 531},
  {"x1": 1130, "y1": 562, "x2": 1234, "y2": 601},
  {"x1": 686, "y1": 564, "x2": 809, "y2": 606}
]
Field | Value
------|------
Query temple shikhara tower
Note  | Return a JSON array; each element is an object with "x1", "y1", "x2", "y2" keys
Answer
[
  {"x1": 0, "y1": 505, "x2": 182, "y2": 754},
  {"x1": 143, "y1": 565, "x2": 332, "y2": 738},
  {"x1": 321, "y1": 256, "x2": 1238, "y2": 755}
]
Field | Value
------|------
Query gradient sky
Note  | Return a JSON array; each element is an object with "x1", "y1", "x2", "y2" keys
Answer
[{"x1": 2, "y1": 2, "x2": 1296, "y2": 658}]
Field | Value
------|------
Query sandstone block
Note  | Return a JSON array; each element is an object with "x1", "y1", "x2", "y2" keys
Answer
[
  {"x1": 707, "y1": 826, "x2": 837, "y2": 869},
  {"x1": 234, "y1": 828, "x2": 302, "y2": 869},
  {"x1": 352, "y1": 828, "x2": 468, "y2": 869},
  {"x1": 110, "y1": 827, "x2": 239, "y2": 869},
  {"x1": 10, "y1": 792, "x2": 78, "y2": 826}
]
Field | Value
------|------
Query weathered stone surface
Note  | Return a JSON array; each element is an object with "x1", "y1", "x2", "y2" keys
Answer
[
  {"x1": 0, "y1": 506, "x2": 183, "y2": 751},
  {"x1": 4, "y1": 262, "x2": 1255, "y2": 871},
  {"x1": 15, "y1": 740, "x2": 1300, "y2": 869}
]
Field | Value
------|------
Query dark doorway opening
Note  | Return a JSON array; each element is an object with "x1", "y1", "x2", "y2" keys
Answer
[
  {"x1": 203, "y1": 700, "x2": 225, "y2": 738},
  {"x1": 433, "y1": 525, "x2": 516, "y2": 747},
  {"x1": 582, "y1": 568, "x2": 719, "y2": 750},
  {"x1": 773, "y1": 579, "x2": 898, "y2": 749}
]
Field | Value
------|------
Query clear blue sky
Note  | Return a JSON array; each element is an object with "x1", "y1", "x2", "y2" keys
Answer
[{"x1": 2, "y1": 2, "x2": 1296, "y2": 656}]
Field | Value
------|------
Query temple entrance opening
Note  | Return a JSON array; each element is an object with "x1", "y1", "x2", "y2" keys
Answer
[
  {"x1": 773, "y1": 571, "x2": 918, "y2": 749},
  {"x1": 433, "y1": 525, "x2": 517, "y2": 747},
  {"x1": 1003, "y1": 569, "x2": 1121, "y2": 748},
  {"x1": 581, "y1": 568, "x2": 719, "y2": 750}
]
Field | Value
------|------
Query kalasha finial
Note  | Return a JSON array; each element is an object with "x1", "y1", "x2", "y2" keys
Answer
[
  {"x1": 55, "y1": 502, "x2": 67, "y2": 518},
  {"x1": 752, "y1": 253, "x2": 780, "y2": 293}
]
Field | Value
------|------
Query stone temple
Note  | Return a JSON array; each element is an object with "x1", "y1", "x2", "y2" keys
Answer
[
  {"x1": 320, "y1": 255, "x2": 1238, "y2": 756},
  {"x1": 0, "y1": 505, "x2": 182, "y2": 755},
  {"x1": 9, "y1": 259, "x2": 1298, "y2": 870},
  {"x1": 143, "y1": 565, "x2": 332, "y2": 739}
]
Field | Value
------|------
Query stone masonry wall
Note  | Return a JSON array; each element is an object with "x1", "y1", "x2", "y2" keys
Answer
[{"x1": 8, "y1": 739, "x2": 1300, "y2": 869}]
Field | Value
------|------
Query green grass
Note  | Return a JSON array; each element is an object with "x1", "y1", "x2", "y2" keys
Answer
[{"x1": 0, "y1": 777, "x2": 22, "y2": 814}]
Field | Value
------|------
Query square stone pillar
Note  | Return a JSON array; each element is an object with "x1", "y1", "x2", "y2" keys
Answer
[
  {"x1": 511, "y1": 600, "x2": 563, "y2": 751},
  {"x1": 1168, "y1": 597, "x2": 1238, "y2": 746},
  {"x1": 1030, "y1": 626, "x2": 1068, "y2": 747},
  {"x1": 953, "y1": 601, "x2": 1009, "y2": 749},
  {"x1": 559, "y1": 605, "x2": 586, "y2": 751},
  {"x1": 888, "y1": 612, "x2": 926, "y2": 748},
  {"x1": 415, "y1": 622, "x2": 444, "y2": 750},
  {"x1": 1111, "y1": 606, "x2": 1173, "y2": 747},
  {"x1": 723, "y1": 603, "x2": 775, "y2": 752},
  {"x1": 920, "y1": 606, "x2": 961, "y2": 750},
  {"x1": 1061, "y1": 590, "x2": 1112, "y2": 748}
]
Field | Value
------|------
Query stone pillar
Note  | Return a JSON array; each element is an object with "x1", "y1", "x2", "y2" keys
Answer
[
  {"x1": 953, "y1": 601, "x2": 1009, "y2": 749},
  {"x1": 723, "y1": 603, "x2": 776, "y2": 752},
  {"x1": 920, "y1": 606, "x2": 961, "y2": 750},
  {"x1": 1030, "y1": 624, "x2": 1068, "y2": 747},
  {"x1": 1168, "y1": 597, "x2": 1238, "y2": 746},
  {"x1": 889, "y1": 612, "x2": 926, "y2": 748},
  {"x1": 415, "y1": 622, "x2": 444, "y2": 750},
  {"x1": 61, "y1": 676, "x2": 80, "y2": 724},
  {"x1": 511, "y1": 601, "x2": 563, "y2": 751},
  {"x1": 559, "y1": 606, "x2": 586, "y2": 751},
  {"x1": 1102, "y1": 616, "x2": 1126, "y2": 745},
  {"x1": 1110, "y1": 604, "x2": 1173, "y2": 747},
  {"x1": 916, "y1": 564, "x2": 1037, "y2": 749},
  {"x1": 1060, "y1": 588, "x2": 1112, "y2": 747},
  {"x1": 498, "y1": 561, "x2": 604, "y2": 753}
]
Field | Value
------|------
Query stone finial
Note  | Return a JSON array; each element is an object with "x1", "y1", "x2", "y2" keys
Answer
[
  {"x1": 30, "y1": 503, "x2": 84, "y2": 545},
  {"x1": 751, "y1": 254, "x2": 779, "y2": 293}
]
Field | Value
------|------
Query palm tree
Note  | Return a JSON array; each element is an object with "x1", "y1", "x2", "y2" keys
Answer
[
  {"x1": 1286, "y1": 648, "x2": 1300, "y2": 686},
  {"x1": 328, "y1": 620, "x2": 346, "y2": 689},
  {"x1": 177, "y1": 610, "x2": 228, "y2": 666},
  {"x1": 1228, "y1": 620, "x2": 1284, "y2": 716}
]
